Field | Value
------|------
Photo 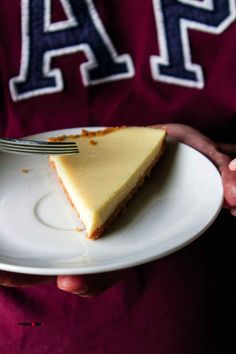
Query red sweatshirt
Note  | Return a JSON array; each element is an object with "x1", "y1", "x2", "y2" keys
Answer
[{"x1": 0, "y1": 1, "x2": 235, "y2": 353}]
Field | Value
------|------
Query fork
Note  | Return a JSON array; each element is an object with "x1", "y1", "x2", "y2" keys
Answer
[{"x1": 0, "y1": 137, "x2": 79, "y2": 155}]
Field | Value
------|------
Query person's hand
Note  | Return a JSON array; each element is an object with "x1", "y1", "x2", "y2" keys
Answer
[
  {"x1": 0, "y1": 268, "x2": 132, "y2": 296},
  {"x1": 153, "y1": 124, "x2": 236, "y2": 216},
  {"x1": 57, "y1": 268, "x2": 133, "y2": 297},
  {"x1": 0, "y1": 270, "x2": 54, "y2": 287}
]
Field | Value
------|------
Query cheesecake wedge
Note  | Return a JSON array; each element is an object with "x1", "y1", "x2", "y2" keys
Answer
[{"x1": 49, "y1": 126, "x2": 166, "y2": 240}]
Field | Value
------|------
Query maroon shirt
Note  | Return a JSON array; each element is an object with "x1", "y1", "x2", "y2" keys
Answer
[{"x1": 0, "y1": 1, "x2": 235, "y2": 353}]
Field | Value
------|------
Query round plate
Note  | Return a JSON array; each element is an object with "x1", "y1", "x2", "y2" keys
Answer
[{"x1": 0, "y1": 127, "x2": 223, "y2": 275}]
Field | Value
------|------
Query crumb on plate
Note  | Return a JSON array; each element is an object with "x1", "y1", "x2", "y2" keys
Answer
[
  {"x1": 21, "y1": 169, "x2": 31, "y2": 174},
  {"x1": 75, "y1": 227, "x2": 85, "y2": 233}
]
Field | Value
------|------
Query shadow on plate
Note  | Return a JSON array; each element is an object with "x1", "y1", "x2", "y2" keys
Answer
[{"x1": 104, "y1": 138, "x2": 180, "y2": 237}]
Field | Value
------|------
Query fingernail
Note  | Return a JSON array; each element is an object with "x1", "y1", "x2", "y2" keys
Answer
[
  {"x1": 59, "y1": 285, "x2": 90, "y2": 295},
  {"x1": 72, "y1": 287, "x2": 89, "y2": 294},
  {"x1": 231, "y1": 208, "x2": 236, "y2": 217},
  {"x1": 72, "y1": 291, "x2": 91, "y2": 297},
  {"x1": 229, "y1": 159, "x2": 236, "y2": 171}
]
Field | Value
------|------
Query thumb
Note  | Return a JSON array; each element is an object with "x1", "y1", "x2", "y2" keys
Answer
[
  {"x1": 57, "y1": 269, "x2": 132, "y2": 297},
  {"x1": 221, "y1": 165, "x2": 236, "y2": 209},
  {"x1": 229, "y1": 158, "x2": 236, "y2": 171}
]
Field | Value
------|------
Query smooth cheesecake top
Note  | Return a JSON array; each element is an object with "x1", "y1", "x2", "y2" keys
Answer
[{"x1": 50, "y1": 127, "x2": 166, "y2": 210}]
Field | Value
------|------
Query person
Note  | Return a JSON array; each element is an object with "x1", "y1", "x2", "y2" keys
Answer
[{"x1": 0, "y1": 1, "x2": 235, "y2": 353}]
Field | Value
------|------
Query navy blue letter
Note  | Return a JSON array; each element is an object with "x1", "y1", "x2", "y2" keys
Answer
[
  {"x1": 10, "y1": 0, "x2": 134, "y2": 101},
  {"x1": 151, "y1": 0, "x2": 235, "y2": 88}
]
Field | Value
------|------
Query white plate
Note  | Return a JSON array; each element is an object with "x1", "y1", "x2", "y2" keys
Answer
[{"x1": 0, "y1": 127, "x2": 223, "y2": 275}]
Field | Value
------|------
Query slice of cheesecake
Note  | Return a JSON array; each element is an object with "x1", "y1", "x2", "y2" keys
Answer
[{"x1": 49, "y1": 126, "x2": 166, "y2": 240}]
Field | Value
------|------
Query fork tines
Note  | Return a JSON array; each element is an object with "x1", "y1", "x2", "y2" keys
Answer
[{"x1": 0, "y1": 138, "x2": 79, "y2": 155}]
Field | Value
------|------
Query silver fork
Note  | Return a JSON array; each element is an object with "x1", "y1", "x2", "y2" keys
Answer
[{"x1": 0, "y1": 137, "x2": 79, "y2": 155}]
